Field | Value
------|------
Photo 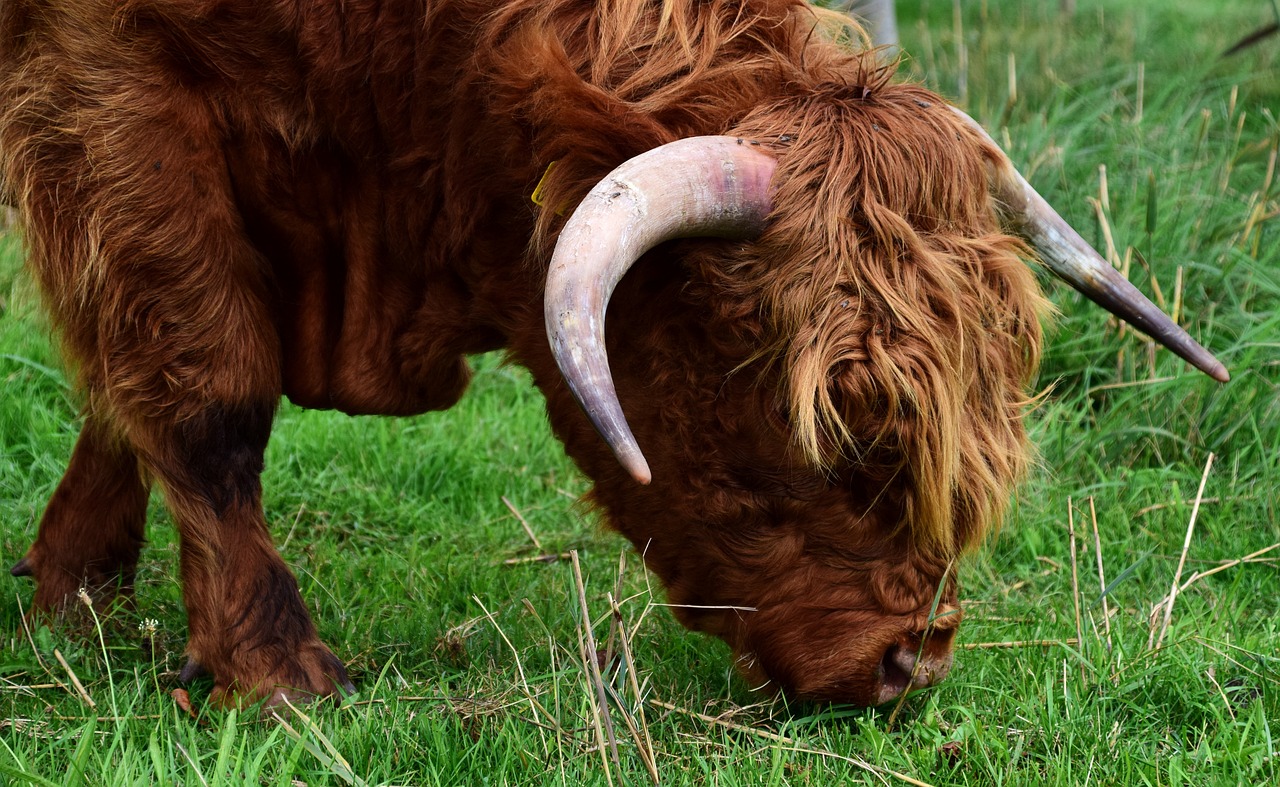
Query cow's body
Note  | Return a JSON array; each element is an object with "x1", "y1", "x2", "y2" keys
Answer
[{"x1": 0, "y1": 0, "x2": 1207, "y2": 707}]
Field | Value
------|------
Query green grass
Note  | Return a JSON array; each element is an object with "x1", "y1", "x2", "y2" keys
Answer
[{"x1": 2, "y1": 0, "x2": 1278, "y2": 784}]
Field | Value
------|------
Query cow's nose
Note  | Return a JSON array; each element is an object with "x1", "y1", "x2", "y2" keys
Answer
[{"x1": 873, "y1": 630, "x2": 955, "y2": 705}]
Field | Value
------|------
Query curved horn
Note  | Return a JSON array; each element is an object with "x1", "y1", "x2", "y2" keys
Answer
[
  {"x1": 951, "y1": 108, "x2": 1229, "y2": 383},
  {"x1": 544, "y1": 136, "x2": 777, "y2": 484}
]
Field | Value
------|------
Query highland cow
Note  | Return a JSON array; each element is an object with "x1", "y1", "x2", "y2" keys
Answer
[{"x1": 0, "y1": 0, "x2": 1225, "y2": 707}]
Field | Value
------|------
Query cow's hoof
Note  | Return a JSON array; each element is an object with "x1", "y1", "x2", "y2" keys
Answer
[
  {"x1": 10, "y1": 557, "x2": 33, "y2": 577},
  {"x1": 179, "y1": 658, "x2": 209, "y2": 684},
  {"x1": 210, "y1": 642, "x2": 355, "y2": 711}
]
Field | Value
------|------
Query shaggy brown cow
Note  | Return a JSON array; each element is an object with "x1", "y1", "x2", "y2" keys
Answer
[{"x1": 0, "y1": 0, "x2": 1225, "y2": 707}]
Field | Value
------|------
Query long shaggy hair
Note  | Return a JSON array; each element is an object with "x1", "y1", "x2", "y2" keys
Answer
[{"x1": 478, "y1": 0, "x2": 1048, "y2": 551}]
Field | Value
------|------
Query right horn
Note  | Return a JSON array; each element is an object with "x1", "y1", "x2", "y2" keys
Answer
[
  {"x1": 951, "y1": 108, "x2": 1229, "y2": 383},
  {"x1": 543, "y1": 136, "x2": 777, "y2": 485}
]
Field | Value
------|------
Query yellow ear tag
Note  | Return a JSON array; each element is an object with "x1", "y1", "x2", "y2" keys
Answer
[{"x1": 530, "y1": 161, "x2": 565, "y2": 215}]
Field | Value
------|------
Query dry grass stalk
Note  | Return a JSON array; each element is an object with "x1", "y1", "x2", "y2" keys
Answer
[
  {"x1": 51, "y1": 713, "x2": 164, "y2": 722},
  {"x1": 1262, "y1": 134, "x2": 1277, "y2": 196},
  {"x1": 14, "y1": 593, "x2": 66, "y2": 698},
  {"x1": 1085, "y1": 376, "x2": 1175, "y2": 396},
  {"x1": 1007, "y1": 51, "x2": 1017, "y2": 104},
  {"x1": 1146, "y1": 542, "x2": 1280, "y2": 649},
  {"x1": 502, "y1": 495, "x2": 543, "y2": 551},
  {"x1": 502, "y1": 552, "x2": 570, "y2": 565},
  {"x1": 1189, "y1": 636, "x2": 1269, "y2": 681},
  {"x1": 0, "y1": 681, "x2": 60, "y2": 693},
  {"x1": 280, "y1": 502, "x2": 307, "y2": 552},
  {"x1": 779, "y1": 744, "x2": 942, "y2": 787},
  {"x1": 1219, "y1": 111, "x2": 1247, "y2": 195},
  {"x1": 1176, "y1": 542, "x2": 1280, "y2": 592},
  {"x1": 1087, "y1": 196, "x2": 1121, "y2": 269},
  {"x1": 53, "y1": 649, "x2": 95, "y2": 709},
  {"x1": 953, "y1": 0, "x2": 967, "y2": 105},
  {"x1": 1172, "y1": 265, "x2": 1184, "y2": 325},
  {"x1": 1152, "y1": 453, "x2": 1215, "y2": 651},
  {"x1": 650, "y1": 699, "x2": 936, "y2": 787},
  {"x1": 600, "y1": 553, "x2": 628, "y2": 668},
  {"x1": 570, "y1": 550, "x2": 619, "y2": 786},
  {"x1": 605, "y1": 593, "x2": 660, "y2": 785},
  {"x1": 173, "y1": 740, "x2": 212, "y2": 787},
  {"x1": 1136, "y1": 496, "x2": 1231, "y2": 517},
  {"x1": 1088, "y1": 498, "x2": 1113, "y2": 651},
  {"x1": 959, "y1": 638, "x2": 1080, "y2": 650},
  {"x1": 1248, "y1": 137, "x2": 1278, "y2": 250},
  {"x1": 1129, "y1": 248, "x2": 1166, "y2": 310},
  {"x1": 1134, "y1": 61, "x2": 1145, "y2": 124},
  {"x1": 1067, "y1": 498, "x2": 1085, "y2": 678},
  {"x1": 1204, "y1": 668, "x2": 1236, "y2": 721},
  {"x1": 651, "y1": 699, "x2": 791, "y2": 742},
  {"x1": 275, "y1": 697, "x2": 369, "y2": 787},
  {"x1": 473, "y1": 595, "x2": 564, "y2": 746},
  {"x1": 999, "y1": 51, "x2": 1018, "y2": 126},
  {"x1": 517, "y1": 596, "x2": 570, "y2": 768}
]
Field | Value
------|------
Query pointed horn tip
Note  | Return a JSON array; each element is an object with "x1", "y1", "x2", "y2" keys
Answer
[
  {"x1": 610, "y1": 440, "x2": 651, "y2": 484},
  {"x1": 625, "y1": 457, "x2": 652, "y2": 486},
  {"x1": 1207, "y1": 363, "x2": 1230, "y2": 384},
  {"x1": 10, "y1": 557, "x2": 32, "y2": 577}
]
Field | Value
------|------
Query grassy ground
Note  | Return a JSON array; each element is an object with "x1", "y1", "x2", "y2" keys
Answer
[{"x1": 1, "y1": 0, "x2": 1277, "y2": 784}]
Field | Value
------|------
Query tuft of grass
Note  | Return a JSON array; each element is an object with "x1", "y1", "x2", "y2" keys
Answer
[{"x1": 2, "y1": 1, "x2": 1277, "y2": 784}]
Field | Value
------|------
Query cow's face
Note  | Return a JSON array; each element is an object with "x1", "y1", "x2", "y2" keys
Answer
[
  {"x1": 536, "y1": 92, "x2": 1044, "y2": 706},
  {"x1": 563, "y1": 190, "x2": 1039, "y2": 705},
  {"x1": 538, "y1": 82, "x2": 1218, "y2": 705},
  {"x1": 617, "y1": 375, "x2": 969, "y2": 706},
  {"x1": 607, "y1": 101, "x2": 1037, "y2": 704},
  {"x1": 574, "y1": 320, "x2": 989, "y2": 705}
]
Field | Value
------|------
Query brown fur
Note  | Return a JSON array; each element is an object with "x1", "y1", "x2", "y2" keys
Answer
[{"x1": 1, "y1": 0, "x2": 1047, "y2": 706}]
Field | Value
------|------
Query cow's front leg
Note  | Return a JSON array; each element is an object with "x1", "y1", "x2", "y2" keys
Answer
[
  {"x1": 135, "y1": 401, "x2": 352, "y2": 707},
  {"x1": 6, "y1": 75, "x2": 350, "y2": 704},
  {"x1": 12, "y1": 418, "x2": 150, "y2": 615}
]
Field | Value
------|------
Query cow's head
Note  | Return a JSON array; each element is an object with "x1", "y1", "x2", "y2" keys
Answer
[{"x1": 540, "y1": 86, "x2": 1227, "y2": 706}]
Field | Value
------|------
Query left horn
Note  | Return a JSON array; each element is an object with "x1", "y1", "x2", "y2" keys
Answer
[
  {"x1": 544, "y1": 136, "x2": 777, "y2": 484},
  {"x1": 951, "y1": 108, "x2": 1230, "y2": 383}
]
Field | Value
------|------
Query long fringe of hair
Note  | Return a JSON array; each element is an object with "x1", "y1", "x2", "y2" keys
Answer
[{"x1": 478, "y1": 0, "x2": 1048, "y2": 550}]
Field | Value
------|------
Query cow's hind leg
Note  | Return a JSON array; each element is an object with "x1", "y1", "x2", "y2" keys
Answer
[{"x1": 12, "y1": 418, "x2": 149, "y2": 615}]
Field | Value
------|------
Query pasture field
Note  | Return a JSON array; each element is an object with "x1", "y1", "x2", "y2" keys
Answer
[{"x1": 0, "y1": 0, "x2": 1277, "y2": 784}]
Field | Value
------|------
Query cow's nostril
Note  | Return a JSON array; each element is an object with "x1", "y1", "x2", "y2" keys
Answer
[
  {"x1": 875, "y1": 633, "x2": 956, "y2": 705},
  {"x1": 875, "y1": 643, "x2": 914, "y2": 704}
]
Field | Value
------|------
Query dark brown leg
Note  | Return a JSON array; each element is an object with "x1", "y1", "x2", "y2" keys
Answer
[
  {"x1": 9, "y1": 69, "x2": 349, "y2": 706},
  {"x1": 13, "y1": 418, "x2": 149, "y2": 614},
  {"x1": 131, "y1": 401, "x2": 353, "y2": 707}
]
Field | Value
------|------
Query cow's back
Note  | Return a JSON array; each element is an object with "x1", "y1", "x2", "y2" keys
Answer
[
  {"x1": 0, "y1": 0, "x2": 865, "y2": 417},
  {"x1": 0, "y1": 0, "x2": 535, "y2": 414}
]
